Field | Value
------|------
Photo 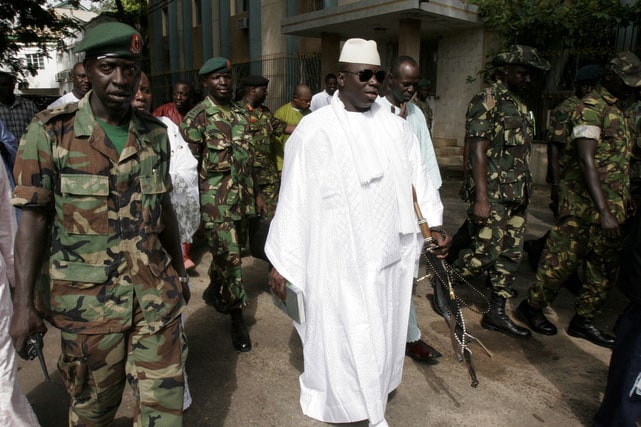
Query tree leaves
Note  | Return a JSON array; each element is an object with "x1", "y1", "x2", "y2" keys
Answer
[
  {"x1": 0, "y1": 0, "x2": 81, "y2": 79},
  {"x1": 468, "y1": 0, "x2": 639, "y2": 56}
]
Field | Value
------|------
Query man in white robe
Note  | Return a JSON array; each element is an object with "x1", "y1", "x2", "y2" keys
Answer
[
  {"x1": 266, "y1": 38, "x2": 447, "y2": 427},
  {"x1": 377, "y1": 55, "x2": 444, "y2": 363},
  {"x1": 0, "y1": 158, "x2": 41, "y2": 426}
]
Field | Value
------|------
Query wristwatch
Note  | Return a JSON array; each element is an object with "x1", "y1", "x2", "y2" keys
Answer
[{"x1": 178, "y1": 276, "x2": 189, "y2": 284}]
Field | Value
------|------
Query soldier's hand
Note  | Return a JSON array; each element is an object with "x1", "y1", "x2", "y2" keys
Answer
[
  {"x1": 472, "y1": 200, "x2": 490, "y2": 225},
  {"x1": 10, "y1": 305, "x2": 46, "y2": 360},
  {"x1": 600, "y1": 211, "x2": 620, "y2": 239},
  {"x1": 399, "y1": 102, "x2": 408, "y2": 119},
  {"x1": 268, "y1": 267, "x2": 287, "y2": 302},
  {"x1": 430, "y1": 229, "x2": 452, "y2": 260},
  {"x1": 256, "y1": 193, "x2": 267, "y2": 216}
]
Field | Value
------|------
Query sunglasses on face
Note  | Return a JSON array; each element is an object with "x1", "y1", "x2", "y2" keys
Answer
[{"x1": 342, "y1": 69, "x2": 387, "y2": 83}]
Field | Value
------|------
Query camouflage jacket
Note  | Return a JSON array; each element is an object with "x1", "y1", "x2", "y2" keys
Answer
[
  {"x1": 625, "y1": 99, "x2": 641, "y2": 179},
  {"x1": 548, "y1": 95, "x2": 581, "y2": 145},
  {"x1": 11, "y1": 92, "x2": 184, "y2": 334},
  {"x1": 180, "y1": 96, "x2": 256, "y2": 224},
  {"x1": 558, "y1": 84, "x2": 631, "y2": 224},
  {"x1": 242, "y1": 103, "x2": 285, "y2": 186},
  {"x1": 463, "y1": 81, "x2": 534, "y2": 204}
]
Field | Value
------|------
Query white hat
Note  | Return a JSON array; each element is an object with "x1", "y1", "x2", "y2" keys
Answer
[{"x1": 338, "y1": 38, "x2": 381, "y2": 66}]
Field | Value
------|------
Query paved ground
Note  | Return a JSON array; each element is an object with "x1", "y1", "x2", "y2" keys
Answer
[{"x1": 17, "y1": 176, "x2": 624, "y2": 426}]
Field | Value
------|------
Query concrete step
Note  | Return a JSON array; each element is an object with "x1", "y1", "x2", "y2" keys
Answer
[
  {"x1": 435, "y1": 146, "x2": 463, "y2": 157},
  {"x1": 437, "y1": 155, "x2": 464, "y2": 167},
  {"x1": 433, "y1": 137, "x2": 458, "y2": 148}
]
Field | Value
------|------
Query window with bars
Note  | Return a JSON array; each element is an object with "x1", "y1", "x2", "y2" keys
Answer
[{"x1": 25, "y1": 54, "x2": 45, "y2": 70}]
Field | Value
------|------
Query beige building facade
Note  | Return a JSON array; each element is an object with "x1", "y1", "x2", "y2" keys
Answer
[{"x1": 148, "y1": 0, "x2": 504, "y2": 168}]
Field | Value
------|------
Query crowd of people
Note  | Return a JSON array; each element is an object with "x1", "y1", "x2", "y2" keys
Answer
[{"x1": 1, "y1": 20, "x2": 641, "y2": 427}]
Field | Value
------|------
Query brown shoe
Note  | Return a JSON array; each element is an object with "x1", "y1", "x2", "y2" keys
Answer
[{"x1": 405, "y1": 339, "x2": 441, "y2": 364}]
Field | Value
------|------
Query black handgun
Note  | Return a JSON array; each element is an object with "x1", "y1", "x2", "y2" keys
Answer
[{"x1": 24, "y1": 332, "x2": 50, "y2": 382}]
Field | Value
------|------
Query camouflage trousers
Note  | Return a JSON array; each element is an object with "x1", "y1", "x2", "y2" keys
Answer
[
  {"x1": 453, "y1": 201, "x2": 527, "y2": 298},
  {"x1": 58, "y1": 304, "x2": 187, "y2": 427},
  {"x1": 205, "y1": 220, "x2": 247, "y2": 309},
  {"x1": 527, "y1": 216, "x2": 623, "y2": 318},
  {"x1": 259, "y1": 182, "x2": 280, "y2": 221}
]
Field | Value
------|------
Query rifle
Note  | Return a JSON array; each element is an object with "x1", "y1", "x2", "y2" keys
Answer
[{"x1": 412, "y1": 187, "x2": 491, "y2": 387}]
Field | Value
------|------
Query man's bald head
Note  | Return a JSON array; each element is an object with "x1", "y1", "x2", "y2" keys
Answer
[{"x1": 292, "y1": 85, "x2": 312, "y2": 110}]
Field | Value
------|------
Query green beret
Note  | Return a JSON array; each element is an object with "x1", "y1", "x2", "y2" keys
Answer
[
  {"x1": 74, "y1": 22, "x2": 142, "y2": 60},
  {"x1": 242, "y1": 75, "x2": 269, "y2": 87},
  {"x1": 495, "y1": 45, "x2": 550, "y2": 72},
  {"x1": 609, "y1": 51, "x2": 641, "y2": 88},
  {"x1": 199, "y1": 57, "x2": 232, "y2": 76},
  {"x1": 417, "y1": 79, "x2": 430, "y2": 89}
]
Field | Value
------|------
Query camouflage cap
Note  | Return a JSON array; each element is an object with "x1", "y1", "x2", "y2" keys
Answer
[
  {"x1": 495, "y1": 45, "x2": 550, "y2": 72},
  {"x1": 609, "y1": 51, "x2": 641, "y2": 88},
  {"x1": 417, "y1": 79, "x2": 430, "y2": 89},
  {"x1": 242, "y1": 75, "x2": 269, "y2": 87},
  {"x1": 74, "y1": 22, "x2": 142, "y2": 60},
  {"x1": 199, "y1": 57, "x2": 232, "y2": 76}
]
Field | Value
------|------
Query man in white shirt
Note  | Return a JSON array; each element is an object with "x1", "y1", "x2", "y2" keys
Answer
[
  {"x1": 376, "y1": 55, "x2": 443, "y2": 364},
  {"x1": 266, "y1": 38, "x2": 449, "y2": 427},
  {"x1": 309, "y1": 73, "x2": 337, "y2": 111},
  {"x1": 47, "y1": 62, "x2": 91, "y2": 109}
]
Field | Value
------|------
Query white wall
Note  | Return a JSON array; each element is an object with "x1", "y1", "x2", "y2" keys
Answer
[{"x1": 431, "y1": 27, "x2": 486, "y2": 146}]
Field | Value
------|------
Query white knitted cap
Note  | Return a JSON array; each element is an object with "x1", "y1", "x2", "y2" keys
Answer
[{"x1": 338, "y1": 38, "x2": 381, "y2": 66}]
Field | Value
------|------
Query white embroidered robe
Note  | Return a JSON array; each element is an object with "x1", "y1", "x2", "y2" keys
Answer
[{"x1": 265, "y1": 95, "x2": 442, "y2": 426}]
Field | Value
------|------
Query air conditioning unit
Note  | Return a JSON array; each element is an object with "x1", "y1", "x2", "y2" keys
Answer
[
  {"x1": 55, "y1": 70, "x2": 72, "y2": 83},
  {"x1": 236, "y1": 17, "x2": 249, "y2": 30}
]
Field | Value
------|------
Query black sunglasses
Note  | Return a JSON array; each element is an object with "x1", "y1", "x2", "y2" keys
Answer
[{"x1": 342, "y1": 69, "x2": 387, "y2": 83}]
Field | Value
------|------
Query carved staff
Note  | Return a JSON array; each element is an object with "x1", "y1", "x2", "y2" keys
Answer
[{"x1": 411, "y1": 186, "x2": 490, "y2": 387}]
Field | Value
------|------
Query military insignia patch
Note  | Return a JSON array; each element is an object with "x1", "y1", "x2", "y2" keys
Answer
[{"x1": 130, "y1": 33, "x2": 142, "y2": 56}]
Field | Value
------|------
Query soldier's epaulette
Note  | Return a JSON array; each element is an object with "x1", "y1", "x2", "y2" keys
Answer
[
  {"x1": 231, "y1": 100, "x2": 247, "y2": 113},
  {"x1": 36, "y1": 102, "x2": 79, "y2": 124},
  {"x1": 188, "y1": 101, "x2": 208, "y2": 117},
  {"x1": 582, "y1": 95, "x2": 599, "y2": 107}
]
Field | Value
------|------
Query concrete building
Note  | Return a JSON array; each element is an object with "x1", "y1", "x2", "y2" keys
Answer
[
  {"x1": 148, "y1": 0, "x2": 493, "y2": 159},
  {"x1": 19, "y1": 2, "x2": 97, "y2": 98}
]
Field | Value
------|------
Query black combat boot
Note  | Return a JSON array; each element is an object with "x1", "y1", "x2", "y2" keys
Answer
[
  {"x1": 567, "y1": 315, "x2": 615, "y2": 349},
  {"x1": 516, "y1": 299, "x2": 557, "y2": 335},
  {"x1": 481, "y1": 294, "x2": 531, "y2": 338},
  {"x1": 202, "y1": 283, "x2": 232, "y2": 314},
  {"x1": 230, "y1": 308, "x2": 252, "y2": 352}
]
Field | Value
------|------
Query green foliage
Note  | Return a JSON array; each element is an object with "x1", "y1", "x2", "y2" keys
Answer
[
  {"x1": 0, "y1": 0, "x2": 81, "y2": 78},
  {"x1": 466, "y1": 0, "x2": 641, "y2": 90},
  {"x1": 467, "y1": 0, "x2": 641, "y2": 56},
  {"x1": 90, "y1": 0, "x2": 146, "y2": 15}
]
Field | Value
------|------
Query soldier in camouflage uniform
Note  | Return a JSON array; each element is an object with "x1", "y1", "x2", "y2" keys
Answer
[
  {"x1": 517, "y1": 52, "x2": 641, "y2": 349},
  {"x1": 9, "y1": 23, "x2": 189, "y2": 426},
  {"x1": 523, "y1": 64, "x2": 603, "y2": 269},
  {"x1": 239, "y1": 75, "x2": 285, "y2": 219},
  {"x1": 239, "y1": 75, "x2": 286, "y2": 263},
  {"x1": 181, "y1": 58, "x2": 263, "y2": 353},
  {"x1": 452, "y1": 45, "x2": 550, "y2": 339},
  {"x1": 625, "y1": 89, "x2": 641, "y2": 209},
  {"x1": 412, "y1": 79, "x2": 433, "y2": 131}
]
